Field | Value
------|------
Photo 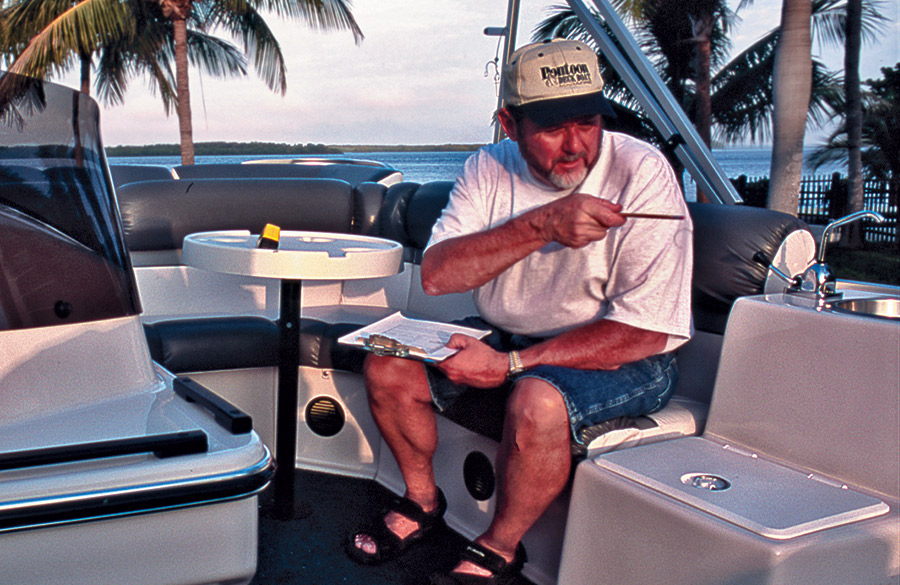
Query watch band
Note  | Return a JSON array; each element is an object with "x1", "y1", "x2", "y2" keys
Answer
[{"x1": 507, "y1": 350, "x2": 526, "y2": 378}]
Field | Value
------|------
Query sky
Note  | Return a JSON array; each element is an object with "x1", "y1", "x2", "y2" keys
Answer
[{"x1": 70, "y1": 0, "x2": 900, "y2": 147}]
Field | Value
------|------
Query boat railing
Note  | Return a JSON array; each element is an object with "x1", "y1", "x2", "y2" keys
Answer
[{"x1": 566, "y1": 0, "x2": 741, "y2": 205}]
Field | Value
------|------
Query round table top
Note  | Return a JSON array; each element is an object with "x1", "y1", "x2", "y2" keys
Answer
[{"x1": 181, "y1": 230, "x2": 403, "y2": 280}]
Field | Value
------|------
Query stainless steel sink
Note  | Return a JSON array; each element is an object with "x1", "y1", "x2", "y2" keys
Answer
[{"x1": 827, "y1": 297, "x2": 900, "y2": 320}]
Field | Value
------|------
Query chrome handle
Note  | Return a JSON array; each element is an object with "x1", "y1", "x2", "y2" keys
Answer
[
  {"x1": 818, "y1": 210, "x2": 886, "y2": 263},
  {"x1": 753, "y1": 251, "x2": 800, "y2": 289}
]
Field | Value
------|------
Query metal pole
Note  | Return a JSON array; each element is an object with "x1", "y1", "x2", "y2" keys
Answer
[
  {"x1": 273, "y1": 278, "x2": 301, "y2": 519},
  {"x1": 486, "y1": 0, "x2": 521, "y2": 143},
  {"x1": 566, "y1": 0, "x2": 742, "y2": 204}
]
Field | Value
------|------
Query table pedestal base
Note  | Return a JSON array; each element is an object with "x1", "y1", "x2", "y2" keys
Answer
[{"x1": 273, "y1": 279, "x2": 301, "y2": 519}]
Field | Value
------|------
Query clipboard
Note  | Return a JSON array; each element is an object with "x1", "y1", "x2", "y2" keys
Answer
[{"x1": 337, "y1": 312, "x2": 491, "y2": 362}]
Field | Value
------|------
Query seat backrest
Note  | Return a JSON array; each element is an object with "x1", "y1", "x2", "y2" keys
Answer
[
  {"x1": 117, "y1": 177, "x2": 375, "y2": 253},
  {"x1": 109, "y1": 165, "x2": 174, "y2": 189},
  {"x1": 687, "y1": 202, "x2": 810, "y2": 334},
  {"x1": 375, "y1": 181, "x2": 454, "y2": 262}
]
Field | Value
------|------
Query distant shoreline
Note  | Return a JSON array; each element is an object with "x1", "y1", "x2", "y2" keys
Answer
[
  {"x1": 105, "y1": 141, "x2": 785, "y2": 157},
  {"x1": 105, "y1": 142, "x2": 485, "y2": 156}
]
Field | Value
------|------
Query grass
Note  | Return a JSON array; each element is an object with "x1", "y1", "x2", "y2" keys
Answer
[{"x1": 826, "y1": 243, "x2": 900, "y2": 286}]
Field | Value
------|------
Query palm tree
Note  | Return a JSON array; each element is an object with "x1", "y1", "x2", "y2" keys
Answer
[
  {"x1": 843, "y1": 0, "x2": 864, "y2": 246},
  {"x1": 809, "y1": 63, "x2": 900, "y2": 249},
  {"x1": 534, "y1": 0, "x2": 824, "y2": 207},
  {"x1": 533, "y1": 0, "x2": 737, "y2": 201},
  {"x1": 711, "y1": 0, "x2": 871, "y2": 144},
  {"x1": 2, "y1": 0, "x2": 129, "y2": 96},
  {"x1": 1, "y1": 0, "x2": 363, "y2": 165},
  {"x1": 535, "y1": 0, "x2": 737, "y2": 151},
  {"x1": 155, "y1": 0, "x2": 362, "y2": 164},
  {"x1": 809, "y1": 0, "x2": 887, "y2": 245},
  {"x1": 534, "y1": 0, "x2": 886, "y2": 213},
  {"x1": 618, "y1": 0, "x2": 738, "y2": 149},
  {"x1": 761, "y1": 0, "x2": 888, "y2": 216},
  {"x1": 766, "y1": 0, "x2": 812, "y2": 215},
  {"x1": 1, "y1": 0, "x2": 245, "y2": 117}
]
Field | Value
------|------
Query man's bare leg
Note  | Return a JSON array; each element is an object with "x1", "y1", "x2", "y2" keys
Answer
[
  {"x1": 352, "y1": 354, "x2": 442, "y2": 555},
  {"x1": 454, "y1": 377, "x2": 572, "y2": 576}
]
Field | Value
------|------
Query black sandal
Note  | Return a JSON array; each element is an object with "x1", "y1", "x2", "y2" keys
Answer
[
  {"x1": 345, "y1": 489, "x2": 447, "y2": 565},
  {"x1": 429, "y1": 541, "x2": 527, "y2": 585}
]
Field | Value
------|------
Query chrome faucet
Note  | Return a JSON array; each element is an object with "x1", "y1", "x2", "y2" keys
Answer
[{"x1": 799, "y1": 210, "x2": 886, "y2": 298}]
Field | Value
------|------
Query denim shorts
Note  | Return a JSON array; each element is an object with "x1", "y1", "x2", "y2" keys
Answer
[{"x1": 425, "y1": 317, "x2": 679, "y2": 446}]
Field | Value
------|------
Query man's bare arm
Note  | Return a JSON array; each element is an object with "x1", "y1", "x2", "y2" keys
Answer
[
  {"x1": 420, "y1": 214, "x2": 545, "y2": 295},
  {"x1": 422, "y1": 193, "x2": 625, "y2": 295},
  {"x1": 437, "y1": 319, "x2": 667, "y2": 388},
  {"x1": 520, "y1": 319, "x2": 667, "y2": 371}
]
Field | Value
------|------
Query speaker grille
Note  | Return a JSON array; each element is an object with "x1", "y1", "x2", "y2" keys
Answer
[
  {"x1": 463, "y1": 451, "x2": 495, "y2": 501},
  {"x1": 305, "y1": 396, "x2": 345, "y2": 437}
]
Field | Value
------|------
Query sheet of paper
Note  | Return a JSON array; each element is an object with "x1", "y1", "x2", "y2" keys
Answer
[{"x1": 337, "y1": 312, "x2": 491, "y2": 362}]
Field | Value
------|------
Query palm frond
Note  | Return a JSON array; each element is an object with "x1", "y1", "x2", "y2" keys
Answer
[
  {"x1": 710, "y1": 31, "x2": 775, "y2": 143},
  {"x1": 206, "y1": 0, "x2": 287, "y2": 93},
  {"x1": 92, "y1": 2, "x2": 176, "y2": 108},
  {"x1": 810, "y1": 0, "x2": 892, "y2": 49},
  {"x1": 239, "y1": 0, "x2": 363, "y2": 44},
  {"x1": 185, "y1": 30, "x2": 248, "y2": 79},
  {"x1": 530, "y1": 4, "x2": 674, "y2": 93},
  {"x1": 608, "y1": 0, "x2": 650, "y2": 24},
  {"x1": 4, "y1": 0, "x2": 135, "y2": 81},
  {"x1": 809, "y1": 91, "x2": 900, "y2": 181},
  {"x1": 0, "y1": 72, "x2": 48, "y2": 130},
  {"x1": 711, "y1": 27, "x2": 841, "y2": 145}
]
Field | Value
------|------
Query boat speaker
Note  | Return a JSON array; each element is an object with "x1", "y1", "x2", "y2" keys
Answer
[
  {"x1": 305, "y1": 396, "x2": 345, "y2": 437},
  {"x1": 463, "y1": 451, "x2": 495, "y2": 501}
]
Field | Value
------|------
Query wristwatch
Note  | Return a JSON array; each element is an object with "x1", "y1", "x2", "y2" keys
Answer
[{"x1": 507, "y1": 350, "x2": 526, "y2": 378}]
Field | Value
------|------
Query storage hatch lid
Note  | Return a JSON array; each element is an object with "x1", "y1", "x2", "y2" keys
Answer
[{"x1": 594, "y1": 437, "x2": 889, "y2": 540}]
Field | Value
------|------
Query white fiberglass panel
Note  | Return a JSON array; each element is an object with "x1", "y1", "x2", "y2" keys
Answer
[
  {"x1": 707, "y1": 293, "x2": 900, "y2": 499},
  {"x1": 594, "y1": 437, "x2": 888, "y2": 540},
  {"x1": 0, "y1": 498, "x2": 258, "y2": 585},
  {"x1": 0, "y1": 386, "x2": 270, "y2": 527},
  {"x1": 0, "y1": 316, "x2": 157, "y2": 424}
]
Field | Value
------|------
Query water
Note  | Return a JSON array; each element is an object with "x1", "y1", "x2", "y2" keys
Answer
[{"x1": 109, "y1": 147, "x2": 846, "y2": 188}]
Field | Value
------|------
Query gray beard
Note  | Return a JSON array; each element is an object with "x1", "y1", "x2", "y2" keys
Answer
[{"x1": 548, "y1": 166, "x2": 588, "y2": 189}]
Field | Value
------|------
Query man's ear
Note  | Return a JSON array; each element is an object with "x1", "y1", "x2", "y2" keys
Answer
[{"x1": 497, "y1": 108, "x2": 518, "y2": 141}]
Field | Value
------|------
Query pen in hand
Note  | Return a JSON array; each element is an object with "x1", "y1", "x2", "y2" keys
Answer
[{"x1": 620, "y1": 212, "x2": 685, "y2": 220}]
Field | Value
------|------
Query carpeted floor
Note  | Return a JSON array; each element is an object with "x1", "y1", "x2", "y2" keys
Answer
[{"x1": 250, "y1": 470, "x2": 534, "y2": 585}]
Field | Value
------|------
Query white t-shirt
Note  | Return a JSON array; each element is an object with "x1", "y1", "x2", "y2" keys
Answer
[{"x1": 426, "y1": 132, "x2": 693, "y2": 352}]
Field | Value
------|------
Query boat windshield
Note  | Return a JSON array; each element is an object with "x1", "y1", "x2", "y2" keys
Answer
[{"x1": 0, "y1": 72, "x2": 140, "y2": 331}]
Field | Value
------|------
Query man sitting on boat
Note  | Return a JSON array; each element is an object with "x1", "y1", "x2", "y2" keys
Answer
[{"x1": 347, "y1": 39, "x2": 693, "y2": 584}]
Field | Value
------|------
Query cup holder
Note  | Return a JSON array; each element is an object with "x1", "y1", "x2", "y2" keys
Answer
[{"x1": 681, "y1": 473, "x2": 731, "y2": 491}]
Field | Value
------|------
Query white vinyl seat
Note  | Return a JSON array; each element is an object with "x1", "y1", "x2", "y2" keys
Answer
[{"x1": 581, "y1": 396, "x2": 708, "y2": 458}]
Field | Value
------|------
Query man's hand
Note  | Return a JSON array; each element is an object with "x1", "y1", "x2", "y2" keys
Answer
[
  {"x1": 435, "y1": 334, "x2": 509, "y2": 388},
  {"x1": 533, "y1": 193, "x2": 625, "y2": 249}
]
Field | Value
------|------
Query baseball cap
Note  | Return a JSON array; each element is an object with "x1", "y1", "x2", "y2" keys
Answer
[{"x1": 502, "y1": 39, "x2": 615, "y2": 127}]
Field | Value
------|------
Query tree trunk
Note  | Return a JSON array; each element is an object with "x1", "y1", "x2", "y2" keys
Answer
[
  {"x1": 767, "y1": 0, "x2": 812, "y2": 216},
  {"x1": 173, "y1": 16, "x2": 194, "y2": 165},
  {"x1": 692, "y1": 17, "x2": 713, "y2": 149},
  {"x1": 79, "y1": 54, "x2": 91, "y2": 95},
  {"x1": 843, "y1": 0, "x2": 864, "y2": 248},
  {"x1": 693, "y1": 14, "x2": 714, "y2": 203}
]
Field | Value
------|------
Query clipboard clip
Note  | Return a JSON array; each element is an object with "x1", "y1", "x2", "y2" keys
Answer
[{"x1": 359, "y1": 334, "x2": 424, "y2": 358}]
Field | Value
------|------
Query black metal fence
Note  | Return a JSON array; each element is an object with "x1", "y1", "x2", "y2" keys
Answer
[{"x1": 731, "y1": 173, "x2": 898, "y2": 245}]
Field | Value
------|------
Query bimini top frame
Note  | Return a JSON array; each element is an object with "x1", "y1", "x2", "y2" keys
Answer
[{"x1": 489, "y1": 0, "x2": 742, "y2": 205}]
